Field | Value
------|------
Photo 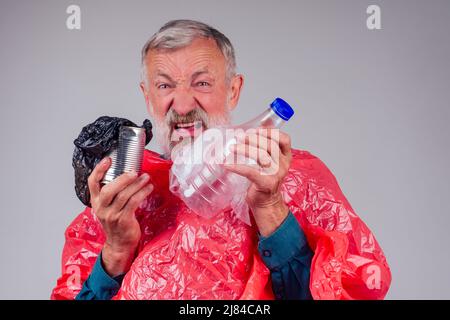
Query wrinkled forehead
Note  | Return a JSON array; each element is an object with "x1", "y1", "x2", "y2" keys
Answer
[{"x1": 144, "y1": 38, "x2": 227, "y2": 78}]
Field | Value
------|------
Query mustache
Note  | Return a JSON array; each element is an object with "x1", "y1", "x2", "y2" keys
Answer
[
  {"x1": 165, "y1": 107, "x2": 209, "y2": 129},
  {"x1": 150, "y1": 105, "x2": 231, "y2": 155}
]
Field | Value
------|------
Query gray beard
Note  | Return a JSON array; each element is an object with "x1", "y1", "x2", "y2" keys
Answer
[{"x1": 152, "y1": 110, "x2": 231, "y2": 158}]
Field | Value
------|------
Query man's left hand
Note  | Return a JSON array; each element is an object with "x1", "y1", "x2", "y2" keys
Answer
[{"x1": 224, "y1": 128, "x2": 292, "y2": 237}]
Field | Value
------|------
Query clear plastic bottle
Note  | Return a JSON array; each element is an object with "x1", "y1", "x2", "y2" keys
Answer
[{"x1": 170, "y1": 98, "x2": 295, "y2": 224}]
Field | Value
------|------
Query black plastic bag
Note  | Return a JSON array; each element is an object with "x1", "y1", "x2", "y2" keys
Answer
[{"x1": 72, "y1": 116, "x2": 153, "y2": 207}]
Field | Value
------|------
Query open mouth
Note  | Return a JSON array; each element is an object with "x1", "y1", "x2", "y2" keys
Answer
[
  {"x1": 169, "y1": 120, "x2": 206, "y2": 151},
  {"x1": 174, "y1": 121, "x2": 203, "y2": 129},
  {"x1": 172, "y1": 121, "x2": 204, "y2": 134}
]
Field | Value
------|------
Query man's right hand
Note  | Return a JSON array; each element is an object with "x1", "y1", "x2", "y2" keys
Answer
[{"x1": 87, "y1": 157, "x2": 154, "y2": 277}]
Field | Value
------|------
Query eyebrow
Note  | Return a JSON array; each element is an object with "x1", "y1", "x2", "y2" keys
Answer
[
  {"x1": 191, "y1": 70, "x2": 210, "y2": 80},
  {"x1": 154, "y1": 69, "x2": 211, "y2": 83},
  {"x1": 155, "y1": 72, "x2": 174, "y2": 83}
]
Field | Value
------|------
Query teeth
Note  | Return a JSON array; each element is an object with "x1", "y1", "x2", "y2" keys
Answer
[
  {"x1": 176, "y1": 121, "x2": 204, "y2": 129},
  {"x1": 177, "y1": 122, "x2": 195, "y2": 128}
]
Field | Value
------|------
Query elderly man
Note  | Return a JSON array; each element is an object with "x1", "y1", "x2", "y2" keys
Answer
[{"x1": 52, "y1": 20, "x2": 391, "y2": 300}]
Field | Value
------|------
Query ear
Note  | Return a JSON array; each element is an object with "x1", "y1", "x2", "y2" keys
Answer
[
  {"x1": 228, "y1": 74, "x2": 244, "y2": 111},
  {"x1": 140, "y1": 81, "x2": 152, "y2": 114}
]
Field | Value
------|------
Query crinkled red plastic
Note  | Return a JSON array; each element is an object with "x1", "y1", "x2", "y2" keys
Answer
[{"x1": 51, "y1": 149, "x2": 391, "y2": 300}]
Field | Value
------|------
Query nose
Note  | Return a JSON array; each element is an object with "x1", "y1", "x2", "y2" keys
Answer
[{"x1": 171, "y1": 87, "x2": 197, "y2": 116}]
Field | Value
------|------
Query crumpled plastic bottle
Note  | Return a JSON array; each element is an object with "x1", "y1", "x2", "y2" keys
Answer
[
  {"x1": 170, "y1": 98, "x2": 294, "y2": 225},
  {"x1": 72, "y1": 116, "x2": 153, "y2": 207}
]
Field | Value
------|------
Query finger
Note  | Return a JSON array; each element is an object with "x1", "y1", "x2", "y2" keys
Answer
[
  {"x1": 237, "y1": 131, "x2": 278, "y2": 157},
  {"x1": 110, "y1": 173, "x2": 151, "y2": 212},
  {"x1": 238, "y1": 130, "x2": 284, "y2": 164},
  {"x1": 231, "y1": 143, "x2": 273, "y2": 168},
  {"x1": 87, "y1": 157, "x2": 111, "y2": 199},
  {"x1": 278, "y1": 131, "x2": 292, "y2": 156},
  {"x1": 223, "y1": 163, "x2": 263, "y2": 184},
  {"x1": 258, "y1": 129, "x2": 291, "y2": 156},
  {"x1": 98, "y1": 171, "x2": 138, "y2": 207},
  {"x1": 120, "y1": 183, "x2": 154, "y2": 217}
]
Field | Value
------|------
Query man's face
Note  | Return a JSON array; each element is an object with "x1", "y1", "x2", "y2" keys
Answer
[{"x1": 140, "y1": 37, "x2": 243, "y2": 154}]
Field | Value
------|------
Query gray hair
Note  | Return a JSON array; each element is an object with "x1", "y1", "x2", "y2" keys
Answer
[{"x1": 141, "y1": 19, "x2": 237, "y2": 86}]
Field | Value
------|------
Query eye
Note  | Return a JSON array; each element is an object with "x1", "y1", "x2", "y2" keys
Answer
[
  {"x1": 157, "y1": 83, "x2": 171, "y2": 89},
  {"x1": 196, "y1": 81, "x2": 210, "y2": 87}
]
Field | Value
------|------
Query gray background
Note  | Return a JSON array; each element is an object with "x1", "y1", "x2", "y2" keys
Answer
[{"x1": 0, "y1": 0, "x2": 449, "y2": 299}]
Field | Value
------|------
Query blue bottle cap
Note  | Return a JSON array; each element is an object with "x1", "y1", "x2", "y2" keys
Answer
[{"x1": 270, "y1": 97, "x2": 294, "y2": 121}]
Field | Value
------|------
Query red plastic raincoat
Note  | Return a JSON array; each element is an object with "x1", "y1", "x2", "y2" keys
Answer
[{"x1": 51, "y1": 149, "x2": 391, "y2": 300}]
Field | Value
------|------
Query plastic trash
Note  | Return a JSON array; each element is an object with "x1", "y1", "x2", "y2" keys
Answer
[
  {"x1": 72, "y1": 116, "x2": 153, "y2": 207},
  {"x1": 52, "y1": 148, "x2": 391, "y2": 300},
  {"x1": 169, "y1": 98, "x2": 295, "y2": 225}
]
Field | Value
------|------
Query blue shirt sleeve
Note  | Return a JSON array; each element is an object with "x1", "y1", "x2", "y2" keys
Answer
[
  {"x1": 75, "y1": 252, "x2": 125, "y2": 300},
  {"x1": 258, "y1": 211, "x2": 313, "y2": 300}
]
